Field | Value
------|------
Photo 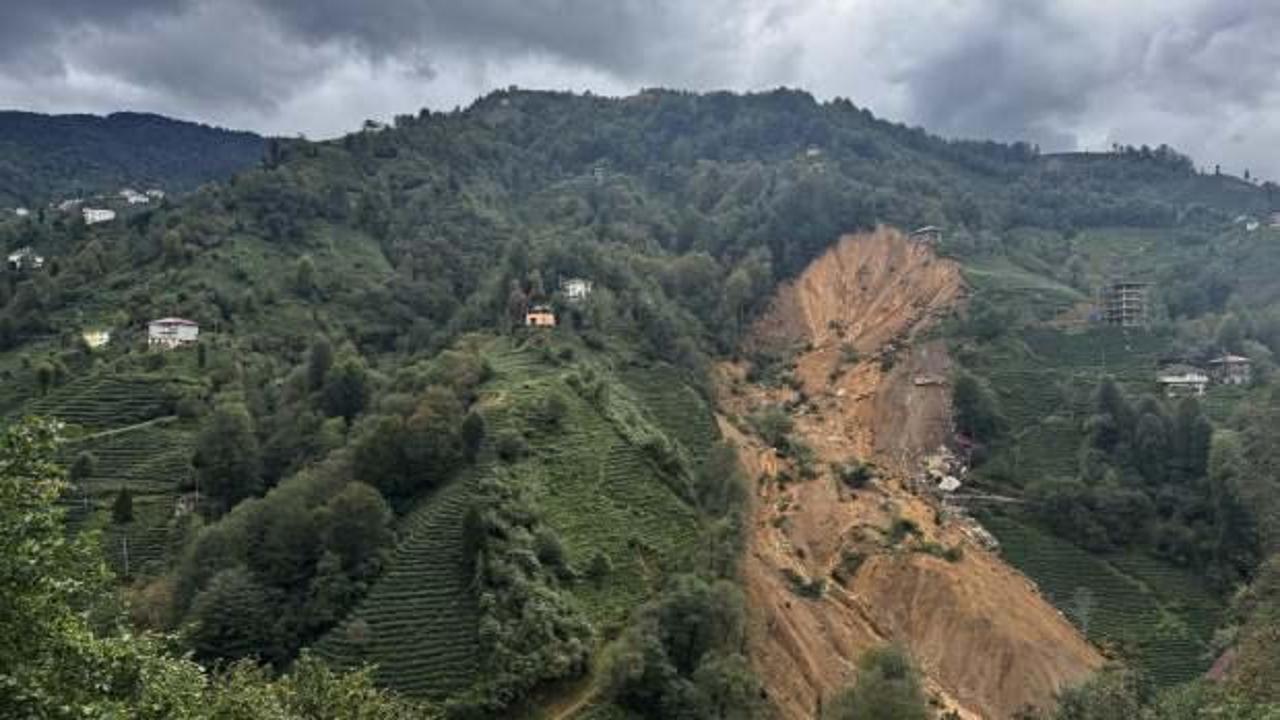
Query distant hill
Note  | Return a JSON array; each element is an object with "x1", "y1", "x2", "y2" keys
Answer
[{"x1": 0, "y1": 110, "x2": 265, "y2": 206}]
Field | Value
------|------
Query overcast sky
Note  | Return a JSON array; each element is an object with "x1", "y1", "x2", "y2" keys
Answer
[{"x1": 4, "y1": 0, "x2": 1279, "y2": 179}]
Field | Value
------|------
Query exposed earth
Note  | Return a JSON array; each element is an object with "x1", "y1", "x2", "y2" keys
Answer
[{"x1": 717, "y1": 226, "x2": 1103, "y2": 719}]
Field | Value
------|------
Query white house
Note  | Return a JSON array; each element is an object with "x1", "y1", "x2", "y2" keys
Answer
[
  {"x1": 82, "y1": 329, "x2": 111, "y2": 349},
  {"x1": 1208, "y1": 355, "x2": 1252, "y2": 385},
  {"x1": 562, "y1": 277, "x2": 594, "y2": 301},
  {"x1": 145, "y1": 189, "x2": 166, "y2": 200},
  {"x1": 910, "y1": 226, "x2": 943, "y2": 244},
  {"x1": 148, "y1": 317, "x2": 199, "y2": 349},
  {"x1": 119, "y1": 188, "x2": 149, "y2": 205},
  {"x1": 13, "y1": 208, "x2": 29, "y2": 218},
  {"x1": 82, "y1": 208, "x2": 116, "y2": 225},
  {"x1": 7, "y1": 246, "x2": 44, "y2": 271},
  {"x1": 57, "y1": 198, "x2": 83, "y2": 212},
  {"x1": 1157, "y1": 365, "x2": 1209, "y2": 398}
]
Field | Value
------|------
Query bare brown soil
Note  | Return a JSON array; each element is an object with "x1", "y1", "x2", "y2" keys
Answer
[{"x1": 719, "y1": 226, "x2": 1101, "y2": 719}]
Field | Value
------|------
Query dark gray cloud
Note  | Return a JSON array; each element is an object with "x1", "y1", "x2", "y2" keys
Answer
[{"x1": 2, "y1": 0, "x2": 1280, "y2": 180}]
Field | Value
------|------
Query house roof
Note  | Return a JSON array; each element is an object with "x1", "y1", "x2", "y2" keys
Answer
[
  {"x1": 911, "y1": 225, "x2": 941, "y2": 234},
  {"x1": 1157, "y1": 365, "x2": 1208, "y2": 381},
  {"x1": 1208, "y1": 354, "x2": 1251, "y2": 365},
  {"x1": 527, "y1": 305, "x2": 554, "y2": 313},
  {"x1": 150, "y1": 317, "x2": 198, "y2": 326}
]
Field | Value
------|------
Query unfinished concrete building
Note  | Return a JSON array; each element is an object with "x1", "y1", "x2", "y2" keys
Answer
[{"x1": 1102, "y1": 280, "x2": 1151, "y2": 327}]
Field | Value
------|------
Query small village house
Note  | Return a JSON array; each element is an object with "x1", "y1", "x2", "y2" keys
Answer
[
  {"x1": 562, "y1": 277, "x2": 593, "y2": 301},
  {"x1": 7, "y1": 246, "x2": 44, "y2": 271},
  {"x1": 148, "y1": 317, "x2": 199, "y2": 349},
  {"x1": 119, "y1": 188, "x2": 149, "y2": 205},
  {"x1": 910, "y1": 225, "x2": 942, "y2": 244},
  {"x1": 524, "y1": 305, "x2": 556, "y2": 328},
  {"x1": 13, "y1": 208, "x2": 29, "y2": 218},
  {"x1": 145, "y1": 189, "x2": 166, "y2": 200},
  {"x1": 1157, "y1": 365, "x2": 1209, "y2": 398},
  {"x1": 82, "y1": 208, "x2": 116, "y2": 225},
  {"x1": 82, "y1": 329, "x2": 111, "y2": 349},
  {"x1": 1208, "y1": 354, "x2": 1252, "y2": 385}
]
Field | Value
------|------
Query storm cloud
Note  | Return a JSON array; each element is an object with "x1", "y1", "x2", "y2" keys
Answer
[{"x1": 3, "y1": 0, "x2": 1280, "y2": 179}]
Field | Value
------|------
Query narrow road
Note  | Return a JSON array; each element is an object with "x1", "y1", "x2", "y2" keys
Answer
[{"x1": 64, "y1": 415, "x2": 178, "y2": 444}]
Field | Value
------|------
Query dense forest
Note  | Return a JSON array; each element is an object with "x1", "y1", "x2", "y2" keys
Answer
[
  {"x1": 0, "y1": 88, "x2": 1278, "y2": 718},
  {"x1": 0, "y1": 111, "x2": 265, "y2": 206}
]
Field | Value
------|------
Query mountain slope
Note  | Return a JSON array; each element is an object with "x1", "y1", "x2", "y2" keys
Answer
[
  {"x1": 2, "y1": 88, "x2": 1277, "y2": 717},
  {"x1": 0, "y1": 110, "x2": 264, "y2": 205},
  {"x1": 720, "y1": 227, "x2": 1100, "y2": 718}
]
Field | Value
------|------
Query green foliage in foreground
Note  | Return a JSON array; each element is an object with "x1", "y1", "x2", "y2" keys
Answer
[
  {"x1": 0, "y1": 418, "x2": 426, "y2": 719},
  {"x1": 1018, "y1": 665, "x2": 1280, "y2": 720},
  {"x1": 822, "y1": 646, "x2": 928, "y2": 720}
]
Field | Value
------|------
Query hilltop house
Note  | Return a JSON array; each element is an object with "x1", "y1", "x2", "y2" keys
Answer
[
  {"x1": 910, "y1": 226, "x2": 943, "y2": 244},
  {"x1": 562, "y1": 277, "x2": 593, "y2": 301},
  {"x1": 1157, "y1": 365, "x2": 1209, "y2": 398},
  {"x1": 1208, "y1": 354, "x2": 1252, "y2": 385},
  {"x1": 82, "y1": 329, "x2": 111, "y2": 349},
  {"x1": 82, "y1": 208, "x2": 116, "y2": 225},
  {"x1": 148, "y1": 317, "x2": 199, "y2": 349},
  {"x1": 7, "y1": 246, "x2": 44, "y2": 271},
  {"x1": 119, "y1": 188, "x2": 149, "y2": 205},
  {"x1": 524, "y1": 305, "x2": 556, "y2": 328},
  {"x1": 13, "y1": 208, "x2": 29, "y2": 218}
]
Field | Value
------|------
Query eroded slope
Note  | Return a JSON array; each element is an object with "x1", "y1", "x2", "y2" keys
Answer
[{"x1": 720, "y1": 226, "x2": 1102, "y2": 719}]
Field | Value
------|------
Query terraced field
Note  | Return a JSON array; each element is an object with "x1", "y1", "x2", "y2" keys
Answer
[
  {"x1": 485, "y1": 345, "x2": 704, "y2": 632},
  {"x1": 23, "y1": 374, "x2": 184, "y2": 429},
  {"x1": 983, "y1": 513, "x2": 1221, "y2": 686},
  {"x1": 313, "y1": 470, "x2": 481, "y2": 698},
  {"x1": 621, "y1": 365, "x2": 720, "y2": 469},
  {"x1": 59, "y1": 421, "x2": 197, "y2": 576}
]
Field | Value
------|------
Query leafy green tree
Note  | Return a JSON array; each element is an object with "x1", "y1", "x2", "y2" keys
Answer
[
  {"x1": 294, "y1": 255, "x2": 316, "y2": 297},
  {"x1": 1217, "y1": 314, "x2": 1246, "y2": 355},
  {"x1": 69, "y1": 450, "x2": 96, "y2": 483},
  {"x1": 823, "y1": 646, "x2": 928, "y2": 720},
  {"x1": 188, "y1": 566, "x2": 279, "y2": 664},
  {"x1": 306, "y1": 337, "x2": 333, "y2": 392},
  {"x1": 321, "y1": 356, "x2": 369, "y2": 422},
  {"x1": 1207, "y1": 432, "x2": 1259, "y2": 587},
  {"x1": 1050, "y1": 667, "x2": 1148, "y2": 720},
  {"x1": 461, "y1": 411, "x2": 486, "y2": 462},
  {"x1": 193, "y1": 402, "x2": 262, "y2": 510},
  {"x1": 319, "y1": 482, "x2": 392, "y2": 575},
  {"x1": 112, "y1": 486, "x2": 134, "y2": 524},
  {"x1": 953, "y1": 372, "x2": 1004, "y2": 443}
]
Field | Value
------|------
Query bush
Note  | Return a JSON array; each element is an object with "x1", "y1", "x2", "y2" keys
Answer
[
  {"x1": 888, "y1": 517, "x2": 920, "y2": 545},
  {"x1": 823, "y1": 646, "x2": 928, "y2": 720},
  {"x1": 496, "y1": 431, "x2": 528, "y2": 462},
  {"x1": 835, "y1": 460, "x2": 874, "y2": 489},
  {"x1": 782, "y1": 568, "x2": 826, "y2": 598}
]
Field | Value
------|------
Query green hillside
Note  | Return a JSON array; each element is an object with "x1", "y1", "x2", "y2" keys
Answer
[
  {"x1": 2, "y1": 88, "x2": 1278, "y2": 716},
  {"x1": 0, "y1": 110, "x2": 264, "y2": 206}
]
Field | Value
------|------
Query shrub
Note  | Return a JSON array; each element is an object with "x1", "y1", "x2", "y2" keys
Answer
[
  {"x1": 888, "y1": 517, "x2": 920, "y2": 545},
  {"x1": 496, "y1": 431, "x2": 528, "y2": 462},
  {"x1": 782, "y1": 568, "x2": 826, "y2": 598},
  {"x1": 835, "y1": 460, "x2": 874, "y2": 489}
]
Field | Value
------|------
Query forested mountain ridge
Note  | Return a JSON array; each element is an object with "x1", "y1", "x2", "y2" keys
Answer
[
  {"x1": 0, "y1": 110, "x2": 265, "y2": 206},
  {"x1": 1, "y1": 87, "x2": 1278, "y2": 718}
]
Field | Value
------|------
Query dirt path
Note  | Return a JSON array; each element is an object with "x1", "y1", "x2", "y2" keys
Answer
[
  {"x1": 64, "y1": 415, "x2": 177, "y2": 443},
  {"x1": 719, "y1": 226, "x2": 1101, "y2": 719}
]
